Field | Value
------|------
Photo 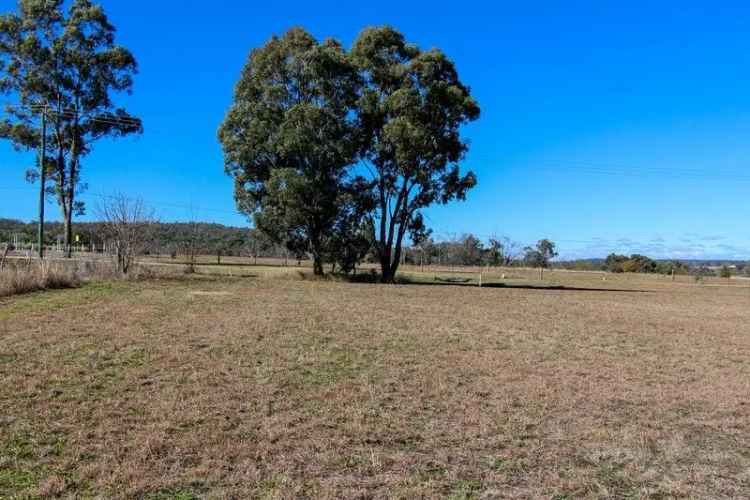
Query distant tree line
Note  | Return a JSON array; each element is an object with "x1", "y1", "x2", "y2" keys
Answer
[
  {"x1": 0, "y1": 218, "x2": 291, "y2": 260},
  {"x1": 561, "y1": 253, "x2": 750, "y2": 277},
  {"x1": 601, "y1": 253, "x2": 690, "y2": 274},
  {"x1": 4, "y1": 217, "x2": 747, "y2": 278},
  {"x1": 401, "y1": 234, "x2": 520, "y2": 267},
  {"x1": 397, "y1": 235, "x2": 557, "y2": 270}
]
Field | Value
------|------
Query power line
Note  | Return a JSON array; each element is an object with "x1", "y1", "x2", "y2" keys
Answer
[
  {"x1": 0, "y1": 101, "x2": 143, "y2": 129},
  {"x1": 0, "y1": 185, "x2": 246, "y2": 218},
  {"x1": 531, "y1": 164, "x2": 750, "y2": 182},
  {"x1": 463, "y1": 156, "x2": 750, "y2": 183},
  {"x1": 6, "y1": 100, "x2": 750, "y2": 183},
  {"x1": 5, "y1": 99, "x2": 750, "y2": 182}
]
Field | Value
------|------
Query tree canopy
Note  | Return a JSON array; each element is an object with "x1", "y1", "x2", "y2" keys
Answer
[
  {"x1": 523, "y1": 239, "x2": 558, "y2": 268},
  {"x1": 219, "y1": 26, "x2": 479, "y2": 280},
  {"x1": 218, "y1": 27, "x2": 368, "y2": 275},
  {"x1": 352, "y1": 26, "x2": 480, "y2": 282}
]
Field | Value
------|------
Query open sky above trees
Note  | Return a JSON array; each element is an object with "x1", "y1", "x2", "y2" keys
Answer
[{"x1": 1, "y1": 0, "x2": 750, "y2": 260}]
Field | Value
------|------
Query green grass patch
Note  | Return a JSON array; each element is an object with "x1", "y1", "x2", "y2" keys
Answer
[
  {"x1": 596, "y1": 462, "x2": 640, "y2": 498},
  {"x1": 0, "y1": 467, "x2": 42, "y2": 495},
  {"x1": 2, "y1": 434, "x2": 36, "y2": 461},
  {"x1": 0, "y1": 280, "x2": 129, "y2": 321},
  {"x1": 144, "y1": 488, "x2": 202, "y2": 500},
  {"x1": 291, "y1": 346, "x2": 369, "y2": 388},
  {"x1": 448, "y1": 479, "x2": 482, "y2": 500}
]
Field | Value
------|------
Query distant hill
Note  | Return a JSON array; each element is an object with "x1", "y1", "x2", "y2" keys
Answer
[{"x1": 0, "y1": 218, "x2": 252, "y2": 256}]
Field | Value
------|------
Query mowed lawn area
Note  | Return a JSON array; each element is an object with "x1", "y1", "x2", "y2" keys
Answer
[{"x1": 1, "y1": 274, "x2": 749, "y2": 498}]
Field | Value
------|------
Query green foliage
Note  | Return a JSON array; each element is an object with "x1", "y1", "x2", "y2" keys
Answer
[
  {"x1": 718, "y1": 265, "x2": 732, "y2": 279},
  {"x1": 659, "y1": 259, "x2": 691, "y2": 275},
  {"x1": 320, "y1": 180, "x2": 375, "y2": 273},
  {"x1": 486, "y1": 238, "x2": 504, "y2": 266},
  {"x1": 352, "y1": 26, "x2": 480, "y2": 282},
  {"x1": 692, "y1": 265, "x2": 714, "y2": 281},
  {"x1": 219, "y1": 26, "x2": 479, "y2": 279},
  {"x1": 219, "y1": 28, "x2": 367, "y2": 275},
  {"x1": 603, "y1": 253, "x2": 691, "y2": 274},
  {"x1": 455, "y1": 234, "x2": 484, "y2": 266},
  {"x1": 0, "y1": 218, "x2": 266, "y2": 257},
  {"x1": 523, "y1": 239, "x2": 558, "y2": 268},
  {"x1": 400, "y1": 233, "x2": 522, "y2": 268},
  {"x1": 0, "y1": 0, "x2": 141, "y2": 254}
]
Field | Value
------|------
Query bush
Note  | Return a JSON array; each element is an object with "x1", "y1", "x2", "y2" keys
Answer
[{"x1": 718, "y1": 265, "x2": 732, "y2": 279}]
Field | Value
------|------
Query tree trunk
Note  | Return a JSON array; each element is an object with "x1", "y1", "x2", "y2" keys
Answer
[
  {"x1": 64, "y1": 119, "x2": 80, "y2": 259},
  {"x1": 381, "y1": 213, "x2": 409, "y2": 284},
  {"x1": 381, "y1": 267, "x2": 393, "y2": 283},
  {"x1": 379, "y1": 251, "x2": 393, "y2": 283},
  {"x1": 313, "y1": 255, "x2": 324, "y2": 276},
  {"x1": 63, "y1": 214, "x2": 73, "y2": 258}
]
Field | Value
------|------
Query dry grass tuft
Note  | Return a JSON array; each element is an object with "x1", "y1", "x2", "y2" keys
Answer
[{"x1": 0, "y1": 260, "x2": 80, "y2": 298}]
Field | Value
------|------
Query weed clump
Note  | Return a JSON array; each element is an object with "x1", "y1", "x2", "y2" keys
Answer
[{"x1": 0, "y1": 260, "x2": 80, "y2": 298}]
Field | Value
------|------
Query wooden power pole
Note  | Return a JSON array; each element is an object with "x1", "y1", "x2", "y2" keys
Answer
[{"x1": 37, "y1": 105, "x2": 47, "y2": 259}]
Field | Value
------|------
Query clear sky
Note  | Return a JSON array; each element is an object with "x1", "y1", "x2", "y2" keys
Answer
[{"x1": 2, "y1": 0, "x2": 750, "y2": 260}]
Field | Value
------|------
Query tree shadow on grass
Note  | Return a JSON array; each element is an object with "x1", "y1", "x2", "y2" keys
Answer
[
  {"x1": 315, "y1": 271, "x2": 653, "y2": 293},
  {"x1": 152, "y1": 260, "x2": 305, "y2": 269},
  {"x1": 403, "y1": 279, "x2": 652, "y2": 293},
  {"x1": 193, "y1": 271, "x2": 259, "y2": 279}
]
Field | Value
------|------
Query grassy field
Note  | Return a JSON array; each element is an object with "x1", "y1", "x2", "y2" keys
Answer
[{"x1": 1, "y1": 269, "x2": 749, "y2": 498}]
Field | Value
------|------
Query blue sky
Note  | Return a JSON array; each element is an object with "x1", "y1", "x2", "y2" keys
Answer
[{"x1": 2, "y1": 0, "x2": 750, "y2": 259}]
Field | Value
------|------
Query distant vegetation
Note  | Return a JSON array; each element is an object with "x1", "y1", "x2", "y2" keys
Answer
[
  {"x1": 601, "y1": 253, "x2": 690, "y2": 274},
  {"x1": 4, "y1": 219, "x2": 747, "y2": 278},
  {"x1": 0, "y1": 218, "x2": 277, "y2": 258}
]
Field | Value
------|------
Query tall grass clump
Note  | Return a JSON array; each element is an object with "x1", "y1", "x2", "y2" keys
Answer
[{"x1": 0, "y1": 260, "x2": 80, "y2": 298}]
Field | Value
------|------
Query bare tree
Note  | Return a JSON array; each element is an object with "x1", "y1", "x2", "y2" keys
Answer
[
  {"x1": 500, "y1": 237, "x2": 523, "y2": 266},
  {"x1": 180, "y1": 220, "x2": 206, "y2": 274},
  {"x1": 96, "y1": 194, "x2": 155, "y2": 275}
]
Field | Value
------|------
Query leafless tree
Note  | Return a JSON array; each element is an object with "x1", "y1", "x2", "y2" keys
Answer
[
  {"x1": 500, "y1": 236, "x2": 522, "y2": 266},
  {"x1": 96, "y1": 193, "x2": 156, "y2": 275}
]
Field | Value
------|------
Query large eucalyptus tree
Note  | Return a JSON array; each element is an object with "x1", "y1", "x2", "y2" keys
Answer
[
  {"x1": 352, "y1": 26, "x2": 480, "y2": 282},
  {"x1": 219, "y1": 28, "x2": 365, "y2": 275},
  {"x1": 0, "y1": 0, "x2": 141, "y2": 257}
]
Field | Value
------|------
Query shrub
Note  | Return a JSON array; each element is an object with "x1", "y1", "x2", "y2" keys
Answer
[{"x1": 718, "y1": 265, "x2": 732, "y2": 279}]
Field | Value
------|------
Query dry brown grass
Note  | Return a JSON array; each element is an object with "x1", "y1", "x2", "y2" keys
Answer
[
  {"x1": 1, "y1": 272, "x2": 749, "y2": 498},
  {"x1": 0, "y1": 261, "x2": 80, "y2": 298}
]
